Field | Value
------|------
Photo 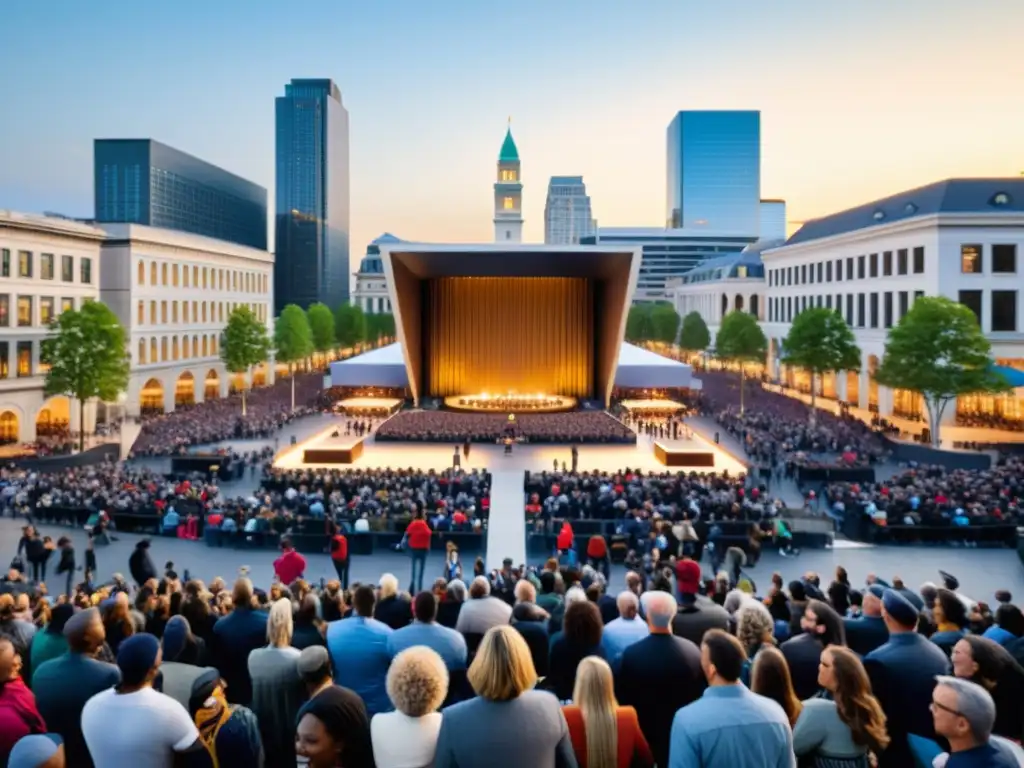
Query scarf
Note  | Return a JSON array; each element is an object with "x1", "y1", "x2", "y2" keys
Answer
[{"x1": 194, "y1": 686, "x2": 232, "y2": 768}]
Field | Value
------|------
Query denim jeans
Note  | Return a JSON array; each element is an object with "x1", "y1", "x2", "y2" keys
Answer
[
  {"x1": 410, "y1": 549, "x2": 427, "y2": 593},
  {"x1": 333, "y1": 558, "x2": 349, "y2": 590}
]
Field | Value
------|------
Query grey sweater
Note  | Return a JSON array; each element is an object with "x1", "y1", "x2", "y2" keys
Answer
[
  {"x1": 792, "y1": 698, "x2": 870, "y2": 761},
  {"x1": 248, "y1": 645, "x2": 305, "y2": 766}
]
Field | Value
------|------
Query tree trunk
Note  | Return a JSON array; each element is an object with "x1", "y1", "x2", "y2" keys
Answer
[
  {"x1": 79, "y1": 397, "x2": 86, "y2": 454},
  {"x1": 289, "y1": 362, "x2": 295, "y2": 412},
  {"x1": 739, "y1": 364, "x2": 746, "y2": 415},
  {"x1": 809, "y1": 372, "x2": 817, "y2": 427},
  {"x1": 241, "y1": 386, "x2": 247, "y2": 417},
  {"x1": 925, "y1": 396, "x2": 945, "y2": 449}
]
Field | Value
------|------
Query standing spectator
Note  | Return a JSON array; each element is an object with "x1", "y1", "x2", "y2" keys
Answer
[
  {"x1": 563, "y1": 657, "x2": 653, "y2": 768},
  {"x1": 32, "y1": 608, "x2": 120, "y2": 768},
  {"x1": 295, "y1": 685, "x2": 375, "y2": 768},
  {"x1": 668, "y1": 630, "x2": 796, "y2": 768},
  {"x1": 128, "y1": 540, "x2": 157, "y2": 587},
  {"x1": 0, "y1": 594, "x2": 36, "y2": 668},
  {"x1": 436, "y1": 579, "x2": 466, "y2": 629},
  {"x1": 0, "y1": 637, "x2": 47, "y2": 766},
  {"x1": 586, "y1": 535, "x2": 610, "y2": 580},
  {"x1": 388, "y1": 592, "x2": 468, "y2": 676},
  {"x1": 405, "y1": 510, "x2": 432, "y2": 594},
  {"x1": 432, "y1": 625, "x2": 576, "y2": 768},
  {"x1": 248, "y1": 598, "x2": 305, "y2": 766},
  {"x1": 80, "y1": 633, "x2": 201, "y2": 766},
  {"x1": 158, "y1": 616, "x2": 218, "y2": 711},
  {"x1": 671, "y1": 560, "x2": 729, "y2": 646},
  {"x1": 931, "y1": 677, "x2": 1021, "y2": 767},
  {"x1": 211, "y1": 577, "x2": 269, "y2": 706},
  {"x1": 326, "y1": 584, "x2": 394, "y2": 716},
  {"x1": 616, "y1": 591, "x2": 705, "y2": 768},
  {"x1": 54, "y1": 537, "x2": 76, "y2": 599},
  {"x1": 26, "y1": 605, "x2": 72, "y2": 685},
  {"x1": 781, "y1": 599, "x2": 845, "y2": 701},
  {"x1": 951, "y1": 636, "x2": 1024, "y2": 742},
  {"x1": 547, "y1": 601, "x2": 606, "y2": 702},
  {"x1": 329, "y1": 522, "x2": 349, "y2": 590},
  {"x1": 292, "y1": 594, "x2": 328, "y2": 650},
  {"x1": 372, "y1": 646, "x2": 449, "y2": 768},
  {"x1": 793, "y1": 645, "x2": 889, "y2": 766},
  {"x1": 844, "y1": 585, "x2": 889, "y2": 657},
  {"x1": 186, "y1": 668, "x2": 264, "y2": 768},
  {"x1": 374, "y1": 574, "x2": 413, "y2": 631},
  {"x1": 273, "y1": 538, "x2": 307, "y2": 586},
  {"x1": 601, "y1": 592, "x2": 649, "y2": 662},
  {"x1": 750, "y1": 646, "x2": 802, "y2": 728},
  {"x1": 455, "y1": 576, "x2": 513, "y2": 638},
  {"x1": 864, "y1": 589, "x2": 950, "y2": 768}
]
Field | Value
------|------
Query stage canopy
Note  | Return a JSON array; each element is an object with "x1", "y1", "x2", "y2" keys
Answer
[{"x1": 330, "y1": 342, "x2": 700, "y2": 391}]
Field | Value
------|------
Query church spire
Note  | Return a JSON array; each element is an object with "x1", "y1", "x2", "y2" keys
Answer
[
  {"x1": 499, "y1": 126, "x2": 519, "y2": 163},
  {"x1": 494, "y1": 122, "x2": 523, "y2": 243}
]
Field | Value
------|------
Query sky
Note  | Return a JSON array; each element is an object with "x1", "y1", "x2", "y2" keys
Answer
[{"x1": 2, "y1": 0, "x2": 1023, "y2": 265}]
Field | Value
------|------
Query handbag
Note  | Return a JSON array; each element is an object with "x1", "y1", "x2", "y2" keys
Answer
[{"x1": 9, "y1": 556, "x2": 24, "y2": 573}]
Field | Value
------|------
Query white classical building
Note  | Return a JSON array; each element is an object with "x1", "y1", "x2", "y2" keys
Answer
[
  {"x1": 99, "y1": 223, "x2": 275, "y2": 417},
  {"x1": 762, "y1": 178, "x2": 1024, "y2": 425},
  {"x1": 665, "y1": 241, "x2": 777, "y2": 347},
  {"x1": 352, "y1": 234, "x2": 399, "y2": 314},
  {"x1": 544, "y1": 176, "x2": 597, "y2": 245},
  {"x1": 0, "y1": 211, "x2": 105, "y2": 443},
  {"x1": 493, "y1": 127, "x2": 523, "y2": 243}
]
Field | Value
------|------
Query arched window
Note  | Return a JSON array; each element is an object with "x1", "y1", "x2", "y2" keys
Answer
[
  {"x1": 183, "y1": 265, "x2": 189, "y2": 287},
  {"x1": 192, "y1": 335, "x2": 199, "y2": 357},
  {"x1": 172, "y1": 264, "x2": 179, "y2": 287},
  {"x1": 150, "y1": 262, "x2": 158, "y2": 284},
  {"x1": 172, "y1": 336, "x2": 179, "y2": 361},
  {"x1": 202, "y1": 336, "x2": 209, "y2": 357},
  {"x1": 150, "y1": 301, "x2": 157, "y2": 325},
  {"x1": 202, "y1": 302, "x2": 207, "y2": 323},
  {"x1": 161, "y1": 337, "x2": 168, "y2": 361},
  {"x1": 150, "y1": 338, "x2": 158, "y2": 362},
  {"x1": 161, "y1": 263, "x2": 168, "y2": 286},
  {"x1": 721, "y1": 294, "x2": 728, "y2": 317},
  {"x1": 138, "y1": 338, "x2": 147, "y2": 364},
  {"x1": 751, "y1": 295, "x2": 760, "y2": 318},
  {"x1": 137, "y1": 260, "x2": 145, "y2": 285},
  {"x1": 172, "y1": 302, "x2": 178, "y2": 323},
  {"x1": 137, "y1": 301, "x2": 144, "y2": 325},
  {"x1": 735, "y1": 294, "x2": 745, "y2": 312}
]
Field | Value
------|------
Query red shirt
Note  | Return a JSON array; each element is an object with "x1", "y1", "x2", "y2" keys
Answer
[
  {"x1": 556, "y1": 523, "x2": 575, "y2": 551},
  {"x1": 586, "y1": 535, "x2": 607, "y2": 559},
  {"x1": 452, "y1": 511, "x2": 467, "y2": 526},
  {"x1": 331, "y1": 534, "x2": 348, "y2": 561},
  {"x1": 0, "y1": 677, "x2": 46, "y2": 760},
  {"x1": 562, "y1": 705, "x2": 652, "y2": 768},
  {"x1": 273, "y1": 548, "x2": 307, "y2": 585},
  {"x1": 406, "y1": 519, "x2": 432, "y2": 550}
]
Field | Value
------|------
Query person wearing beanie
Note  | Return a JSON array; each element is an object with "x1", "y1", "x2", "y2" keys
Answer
[
  {"x1": 158, "y1": 616, "x2": 219, "y2": 712},
  {"x1": 863, "y1": 589, "x2": 950, "y2": 768},
  {"x1": 81, "y1": 633, "x2": 201, "y2": 767},
  {"x1": 26, "y1": 605, "x2": 73, "y2": 686},
  {"x1": 670, "y1": 559, "x2": 728, "y2": 648}
]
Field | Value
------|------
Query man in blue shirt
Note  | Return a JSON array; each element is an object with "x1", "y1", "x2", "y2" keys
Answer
[
  {"x1": 669, "y1": 629, "x2": 795, "y2": 768},
  {"x1": 388, "y1": 591, "x2": 467, "y2": 672},
  {"x1": 327, "y1": 584, "x2": 394, "y2": 716},
  {"x1": 931, "y1": 676, "x2": 1021, "y2": 767},
  {"x1": 602, "y1": 591, "x2": 648, "y2": 661}
]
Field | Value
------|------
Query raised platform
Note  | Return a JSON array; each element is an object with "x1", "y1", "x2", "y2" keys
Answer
[
  {"x1": 653, "y1": 440, "x2": 715, "y2": 468},
  {"x1": 443, "y1": 394, "x2": 577, "y2": 413},
  {"x1": 294, "y1": 429, "x2": 367, "y2": 466},
  {"x1": 336, "y1": 397, "x2": 402, "y2": 416},
  {"x1": 620, "y1": 398, "x2": 685, "y2": 413}
]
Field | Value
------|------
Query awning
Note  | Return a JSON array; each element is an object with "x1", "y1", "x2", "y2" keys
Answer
[{"x1": 991, "y1": 365, "x2": 1024, "y2": 388}]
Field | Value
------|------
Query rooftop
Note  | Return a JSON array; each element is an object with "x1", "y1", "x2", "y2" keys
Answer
[{"x1": 499, "y1": 128, "x2": 519, "y2": 163}]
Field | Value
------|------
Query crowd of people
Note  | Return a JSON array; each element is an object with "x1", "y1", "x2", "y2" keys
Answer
[
  {"x1": 2, "y1": 534, "x2": 1023, "y2": 767},
  {"x1": 375, "y1": 410, "x2": 636, "y2": 444}
]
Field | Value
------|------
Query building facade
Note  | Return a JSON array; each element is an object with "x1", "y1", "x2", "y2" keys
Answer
[
  {"x1": 0, "y1": 212, "x2": 105, "y2": 444},
  {"x1": 493, "y1": 127, "x2": 523, "y2": 243},
  {"x1": 582, "y1": 228, "x2": 757, "y2": 303},
  {"x1": 762, "y1": 178, "x2": 1024, "y2": 426},
  {"x1": 99, "y1": 223, "x2": 275, "y2": 418},
  {"x1": 94, "y1": 139, "x2": 267, "y2": 250},
  {"x1": 666, "y1": 111, "x2": 761, "y2": 233},
  {"x1": 544, "y1": 176, "x2": 597, "y2": 245},
  {"x1": 352, "y1": 233, "x2": 400, "y2": 314},
  {"x1": 759, "y1": 199, "x2": 787, "y2": 241},
  {"x1": 274, "y1": 78, "x2": 351, "y2": 313}
]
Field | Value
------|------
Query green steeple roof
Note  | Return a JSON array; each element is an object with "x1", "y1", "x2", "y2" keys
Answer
[{"x1": 499, "y1": 127, "x2": 519, "y2": 163}]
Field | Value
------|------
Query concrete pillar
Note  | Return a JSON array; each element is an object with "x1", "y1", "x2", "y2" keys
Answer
[
  {"x1": 879, "y1": 387, "x2": 894, "y2": 417},
  {"x1": 219, "y1": 374, "x2": 230, "y2": 399},
  {"x1": 163, "y1": 381, "x2": 176, "y2": 415},
  {"x1": 836, "y1": 372, "x2": 848, "y2": 402}
]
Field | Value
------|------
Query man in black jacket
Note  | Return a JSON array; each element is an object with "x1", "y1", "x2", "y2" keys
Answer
[
  {"x1": 128, "y1": 539, "x2": 157, "y2": 587},
  {"x1": 55, "y1": 536, "x2": 76, "y2": 597}
]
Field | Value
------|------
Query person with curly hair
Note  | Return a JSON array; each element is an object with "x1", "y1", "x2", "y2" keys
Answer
[{"x1": 371, "y1": 646, "x2": 449, "y2": 767}]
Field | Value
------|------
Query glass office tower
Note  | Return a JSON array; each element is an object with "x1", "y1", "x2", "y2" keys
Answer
[
  {"x1": 666, "y1": 111, "x2": 760, "y2": 234},
  {"x1": 94, "y1": 139, "x2": 267, "y2": 250},
  {"x1": 544, "y1": 176, "x2": 597, "y2": 244},
  {"x1": 274, "y1": 78, "x2": 350, "y2": 313}
]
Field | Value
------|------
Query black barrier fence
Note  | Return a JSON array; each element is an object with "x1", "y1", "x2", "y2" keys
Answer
[
  {"x1": 796, "y1": 466, "x2": 876, "y2": 485},
  {"x1": 171, "y1": 456, "x2": 245, "y2": 482},
  {"x1": 9, "y1": 443, "x2": 121, "y2": 472},
  {"x1": 877, "y1": 434, "x2": 993, "y2": 471},
  {"x1": 202, "y1": 527, "x2": 487, "y2": 556},
  {"x1": 841, "y1": 506, "x2": 1017, "y2": 547}
]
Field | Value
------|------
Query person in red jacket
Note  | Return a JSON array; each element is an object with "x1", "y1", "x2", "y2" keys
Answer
[
  {"x1": 405, "y1": 510, "x2": 432, "y2": 593},
  {"x1": 273, "y1": 538, "x2": 306, "y2": 586},
  {"x1": 556, "y1": 521, "x2": 577, "y2": 566},
  {"x1": 586, "y1": 534, "x2": 610, "y2": 580},
  {"x1": 329, "y1": 522, "x2": 349, "y2": 589}
]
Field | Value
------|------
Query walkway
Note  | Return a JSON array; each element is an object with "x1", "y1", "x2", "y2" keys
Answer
[{"x1": 485, "y1": 469, "x2": 528, "y2": 569}]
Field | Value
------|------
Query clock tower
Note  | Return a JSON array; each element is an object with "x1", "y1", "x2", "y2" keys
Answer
[{"x1": 493, "y1": 124, "x2": 523, "y2": 242}]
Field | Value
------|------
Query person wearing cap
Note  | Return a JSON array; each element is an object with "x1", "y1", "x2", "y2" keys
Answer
[
  {"x1": 0, "y1": 637, "x2": 47, "y2": 766},
  {"x1": 81, "y1": 633, "x2": 201, "y2": 767},
  {"x1": 186, "y1": 668, "x2": 263, "y2": 768},
  {"x1": 844, "y1": 584, "x2": 889, "y2": 657},
  {"x1": 158, "y1": 616, "x2": 219, "y2": 712},
  {"x1": 863, "y1": 588, "x2": 950, "y2": 768},
  {"x1": 31, "y1": 607, "x2": 119, "y2": 768},
  {"x1": 670, "y1": 559, "x2": 729, "y2": 647},
  {"x1": 26, "y1": 605, "x2": 73, "y2": 687},
  {"x1": 7, "y1": 734, "x2": 64, "y2": 768}
]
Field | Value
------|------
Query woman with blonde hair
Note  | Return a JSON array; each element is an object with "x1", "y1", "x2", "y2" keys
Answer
[
  {"x1": 793, "y1": 645, "x2": 889, "y2": 767},
  {"x1": 432, "y1": 625, "x2": 576, "y2": 767},
  {"x1": 372, "y1": 646, "x2": 449, "y2": 767},
  {"x1": 248, "y1": 597, "x2": 305, "y2": 766},
  {"x1": 751, "y1": 646, "x2": 803, "y2": 728},
  {"x1": 562, "y1": 657, "x2": 652, "y2": 768}
]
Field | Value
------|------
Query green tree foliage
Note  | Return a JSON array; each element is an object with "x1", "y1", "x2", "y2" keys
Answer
[
  {"x1": 780, "y1": 307, "x2": 861, "y2": 422},
  {"x1": 220, "y1": 306, "x2": 271, "y2": 416},
  {"x1": 875, "y1": 296, "x2": 1009, "y2": 447},
  {"x1": 307, "y1": 302, "x2": 336, "y2": 360},
  {"x1": 715, "y1": 310, "x2": 768, "y2": 414},
  {"x1": 334, "y1": 304, "x2": 367, "y2": 350},
  {"x1": 376, "y1": 312, "x2": 396, "y2": 340},
  {"x1": 625, "y1": 304, "x2": 655, "y2": 343},
  {"x1": 41, "y1": 301, "x2": 130, "y2": 452},
  {"x1": 678, "y1": 311, "x2": 711, "y2": 355},
  {"x1": 650, "y1": 303, "x2": 682, "y2": 344},
  {"x1": 274, "y1": 304, "x2": 314, "y2": 411}
]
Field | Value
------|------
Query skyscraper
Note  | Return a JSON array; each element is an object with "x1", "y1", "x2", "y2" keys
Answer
[
  {"x1": 666, "y1": 111, "x2": 761, "y2": 233},
  {"x1": 274, "y1": 78, "x2": 350, "y2": 313},
  {"x1": 94, "y1": 139, "x2": 267, "y2": 250},
  {"x1": 544, "y1": 176, "x2": 597, "y2": 245},
  {"x1": 759, "y1": 199, "x2": 787, "y2": 241},
  {"x1": 493, "y1": 126, "x2": 523, "y2": 243}
]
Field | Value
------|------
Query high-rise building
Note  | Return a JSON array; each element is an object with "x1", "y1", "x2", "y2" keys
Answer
[
  {"x1": 666, "y1": 111, "x2": 761, "y2": 233},
  {"x1": 544, "y1": 176, "x2": 597, "y2": 245},
  {"x1": 93, "y1": 139, "x2": 267, "y2": 250},
  {"x1": 274, "y1": 78, "x2": 350, "y2": 313},
  {"x1": 493, "y1": 126, "x2": 523, "y2": 243},
  {"x1": 759, "y1": 199, "x2": 787, "y2": 241}
]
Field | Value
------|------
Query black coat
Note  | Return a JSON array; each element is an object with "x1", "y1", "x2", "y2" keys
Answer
[
  {"x1": 780, "y1": 632, "x2": 825, "y2": 700},
  {"x1": 56, "y1": 547, "x2": 76, "y2": 574},
  {"x1": 844, "y1": 614, "x2": 889, "y2": 657},
  {"x1": 128, "y1": 546, "x2": 157, "y2": 586}
]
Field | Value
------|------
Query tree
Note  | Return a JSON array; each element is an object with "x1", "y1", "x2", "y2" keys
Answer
[
  {"x1": 650, "y1": 303, "x2": 681, "y2": 344},
  {"x1": 625, "y1": 304, "x2": 654, "y2": 343},
  {"x1": 377, "y1": 312, "x2": 396, "y2": 341},
  {"x1": 365, "y1": 312, "x2": 397, "y2": 345},
  {"x1": 41, "y1": 302, "x2": 130, "y2": 452},
  {"x1": 780, "y1": 307, "x2": 861, "y2": 424},
  {"x1": 875, "y1": 296, "x2": 1010, "y2": 448},
  {"x1": 334, "y1": 304, "x2": 367, "y2": 350},
  {"x1": 678, "y1": 311, "x2": 711, "y2": 357},
  {"x1": 307, "y1": 302, "x2": 336, "y2": 363},
  {"x1": 274, "y1": 305, "x2": 314, "y2": 411},
  {"x1": 714, "y1": 310, "x2": 768, "y2": 414},
  {"x1": 220, "y1": 306, "x2": 271, "y2": 417}
]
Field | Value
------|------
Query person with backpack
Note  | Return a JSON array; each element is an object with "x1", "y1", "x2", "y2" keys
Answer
[{"x1": 186, "y1": 668, "x2": 264, "y2": 767}]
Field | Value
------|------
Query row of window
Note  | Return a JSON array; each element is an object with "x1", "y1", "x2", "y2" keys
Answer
[
  {"x1": 136, "y1": 334, "x2": 219, "y2": 365},
  {"x1": 768, "y1": 247, "x2": 925, "y2": 287},
  {"x1": 769, "y1": 291, "x2": 924, "y2": 329},
  {"x1": 0, "y1": 249, "x2": 93, "y2": 284},
  {"x1": 136, "y1": 299, "x2": 268, "y2": 327},
  {"x1": 0, "y1": 340, "x2": 45, "y2": 379},
  {"x1": 0, "y1": 295, "x2": 76, "y2": 328},
  {"x1": 958, "y1": 290, "x2": 1020, "y2": 332},
  {"x1": 136, "y1": 260, "x2": 268, "y2": 294},
  {"x1": 959, "y1": 244, "x2": 1018, "y2": 274}
]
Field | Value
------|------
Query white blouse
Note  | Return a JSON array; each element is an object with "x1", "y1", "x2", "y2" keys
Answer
[{"x1": 371, "y1": 710, "x2": 443, "y2": 768}]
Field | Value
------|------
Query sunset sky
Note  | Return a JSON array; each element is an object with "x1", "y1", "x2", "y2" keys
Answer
[{"x1": 2, "y1": 0, "x2": 1022, "y2": 259}]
